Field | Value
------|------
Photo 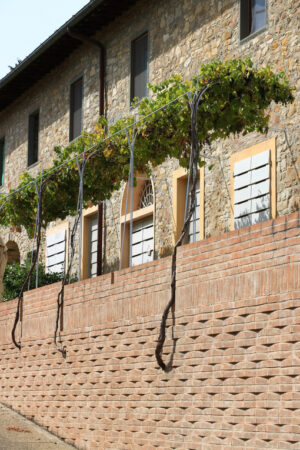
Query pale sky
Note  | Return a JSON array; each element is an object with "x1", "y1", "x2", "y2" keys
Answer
[{"x1": 0, "y1": 0, "x2": 90, "y2": 80}]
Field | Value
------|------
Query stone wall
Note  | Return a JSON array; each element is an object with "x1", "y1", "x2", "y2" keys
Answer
[
  {"x1": 0, "y1": 213, "x2": 299, "y2": 449},
  {"x1": 0, "y1": 0, "x2": 299, "y2": 273}
]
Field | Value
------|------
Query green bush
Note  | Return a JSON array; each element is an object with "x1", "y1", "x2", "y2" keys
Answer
[{"x1": 2, "y1": 261, "x2": 63, "y2": 302}]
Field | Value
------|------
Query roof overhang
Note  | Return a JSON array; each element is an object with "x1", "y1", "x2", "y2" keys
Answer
[{"x1": 0, "y1": 0, "x2": 137, "y2": 112}]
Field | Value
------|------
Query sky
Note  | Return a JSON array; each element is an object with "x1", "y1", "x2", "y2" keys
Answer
[{"x1": 0, "y1": 0, "x2": 90, "y2": 80}]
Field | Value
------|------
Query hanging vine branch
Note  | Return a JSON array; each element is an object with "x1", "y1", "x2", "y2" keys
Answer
[
  {"x1": 54, "y1": 153, "x2": 88, "y2": 357},
  {"x1": 155, "y1": 85, "x2": 210, "y2": 371},
  {"x1": 11, "y1": 173, "x2": 52, "y2": 349}
]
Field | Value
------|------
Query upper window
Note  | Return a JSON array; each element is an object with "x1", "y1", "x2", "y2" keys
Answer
[
  {"x1": 70, "y1": 77, "x2": 83, "y2": 141},
  {"x1": 130, "y1": 32, "x2": 148, "y2": 103},
  {"x1": 0, "y1": 137, "x2": 4, "y2": 186},
  {"x1": 231, "y1": 138, "x2": 276, "y2": 230},
  {"x1": 28, "y1": 110, "x2": 39, "y2": 167},
  {"x1": 240, "y1": 0, "x2": 266, "y2": 40}
]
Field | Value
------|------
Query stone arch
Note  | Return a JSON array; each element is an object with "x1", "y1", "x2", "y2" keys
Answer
[{"x1": 6, "y1": 241, "x2": 20, "y2": 265}]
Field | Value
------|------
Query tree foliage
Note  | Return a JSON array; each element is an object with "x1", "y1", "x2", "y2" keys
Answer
[
  {"x1": 0, "y1": 58, "x2": 294, "y2": 236},
  {"x1": 2, "y1": 262, "x2": 63, "y2": 302}
]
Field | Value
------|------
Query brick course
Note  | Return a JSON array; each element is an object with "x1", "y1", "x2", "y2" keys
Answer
[{"x1": 0, "y1": 212, "x2": 299, "y2": 449}]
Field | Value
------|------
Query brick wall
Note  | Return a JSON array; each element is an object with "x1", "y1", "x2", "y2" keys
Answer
[{"x1": 0, "y1": 212, "x2": 299, "y2": 449}]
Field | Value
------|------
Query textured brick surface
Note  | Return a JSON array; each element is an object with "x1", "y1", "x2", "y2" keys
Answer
[{"x1": 0, "y1": 213, "x2": 299, "y2": 449}]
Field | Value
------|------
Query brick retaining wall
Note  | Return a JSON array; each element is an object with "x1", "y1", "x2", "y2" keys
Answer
[{"x1": 0, "y1": 212, "x2": 299, "y2": 449}]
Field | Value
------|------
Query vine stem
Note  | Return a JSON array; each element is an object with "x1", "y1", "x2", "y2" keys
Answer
[
  {"x1": 155, "y1": 84, "x2": 210, "y2": 371},
  {"x1": 11, "y1": 173, "x2": 52, "y2": 349}
]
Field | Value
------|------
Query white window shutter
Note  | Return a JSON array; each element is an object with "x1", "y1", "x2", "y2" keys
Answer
[
  {"x1": 46, "y1": 230, "x2": 66, "y2": 274},
  {"x1": 187, "y1": 178, "x2": 200, "y2": 243},
  {"x1": 89, "y1": 215, "x2": 98, "y2": 278},
  {"x1": 131, "y1": 216, "x2": 154, "y2": 267},
  {"x1": 234, "y1": 150, "x2": 271, "y2": 229}
]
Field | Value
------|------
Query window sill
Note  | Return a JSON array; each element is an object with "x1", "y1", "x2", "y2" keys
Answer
[
  {"x1": 27, "y1": 161, "x2": 39, "y2": 170},
  {"x1": 240, "y1": 26, "x2": 267, "y2": 45}
]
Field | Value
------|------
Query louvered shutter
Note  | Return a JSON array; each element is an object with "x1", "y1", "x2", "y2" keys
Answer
[
  {"x1": 187, "y1": 178, "x2": 200, "y2": 243},
  {"x1": 88, "y1": 215, "x2": 98, "y2": 278},
  {"x1": 46, "y1": 230, "x2": 66, "y2": 274},
  {"x1": 131, "y1": 216, "x2": 154, "y2": 267},
  {"x1": 234, "y1": 149, "x2": 270, "y2": 229}
]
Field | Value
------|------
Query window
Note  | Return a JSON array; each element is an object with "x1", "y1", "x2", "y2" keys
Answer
[
  {"x1": 130, "y1": 32, "x2": 148, "y2": 103},
  {"x1": 0, "y1": 137, "x2": 4, "y2": 186},
  {"x1": 88, "y1": 214, "x2": 98, "y2": 278},
  {"x1": 28, "y1": 110, "x2": 39, "y2": 167},
  {"x1": 173, "y1": 167, "x2": 204, "y2": 244},
  {"x1": 70, "y1": 77, "x2": 83, "y2": 141},
  {"x1": 231, "y1": 138, "x2": 276, "y2": 230},
  {"x1": 120, "y1": 178, "x2": 154, "y2": 268},
  {"x1": 186, "y1": 178, "x2": 201, "y2": 243},
  {"x1": 46, "y1": 229, "x2": 66, "y2": 274},
  {"x1": 240, "y1": 0, "x2": 266, "y2": 40},
  {"x1": 81, "y1": 206, "x2": 103, "y2": 280}
]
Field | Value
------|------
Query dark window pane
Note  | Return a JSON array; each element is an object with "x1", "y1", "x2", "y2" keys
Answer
[
  {"x1": 240, "y1": 0, "x2": 266, "y2": 40},
  {"x1": 0, "y1": 138, "x2": 4, "y2": 186},
  {"x1": 251, "y1": 0, "x2": 266, "y2": 33},
  {"x1": 131, "y1": 33, "x2": 148, "y2": 102},
  {"x1": 70, "y1": 77, "x2": 83, "y2": 141},
  {"x1": 28, "y1": 111, "x2": 39, "y2": 167}
]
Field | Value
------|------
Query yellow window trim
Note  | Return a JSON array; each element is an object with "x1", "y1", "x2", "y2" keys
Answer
[
  {"x1": 230, "y1": 137, "x2": 276, "y2": 231},
  {"x1": 81, "y1": 205, "x2": 98, "y2": 280},
  {"x1": 172, "y1": 166, "x2": 205, "y2": 244}
]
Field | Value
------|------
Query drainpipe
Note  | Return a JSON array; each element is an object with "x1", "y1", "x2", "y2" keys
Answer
[{"x1": 67, "y1": 28, "x2": 105, "y2": 276}]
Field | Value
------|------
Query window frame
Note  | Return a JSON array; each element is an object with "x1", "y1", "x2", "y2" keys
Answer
[
  {"x1": 120, "y1": 177, "x2": 155, "y2": 269},
  {"x1": 27, "y1": 109, "x2": 39, "y2": 168},
  {"x1": 172, "y1": 167, "x2": 205, "y2": 244},
  {"x1": 69, "y1": 75, "x2": 84, "y2": 142},
  {"x1": 0, "y1": 136, "x2": 5, "y2": 187},
  {"x1": 240, "y1": 0, "x2": 267, "y2": 43},
  {"x1": 81, "y1": 206, "x2": 100, "y2": 280},
  {"x1": 130, "y1": 31, "x2": 149, "y2": 105},
  {"x1": 230, "y1": 137, "x2": 276, "y2": 230}
]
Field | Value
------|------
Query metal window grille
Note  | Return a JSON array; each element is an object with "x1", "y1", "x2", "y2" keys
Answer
[{"x1": 138, "y1": 180, "x2": 153, "y2": 209}]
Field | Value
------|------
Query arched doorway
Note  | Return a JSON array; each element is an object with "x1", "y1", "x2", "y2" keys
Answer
[{"x1": 6, "y1": 241, "x2": 20, "y2": 265}]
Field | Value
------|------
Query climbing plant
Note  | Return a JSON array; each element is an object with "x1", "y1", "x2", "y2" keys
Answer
[{"x1": 0, "y1": 58, "x2": 294, "y2": 236}]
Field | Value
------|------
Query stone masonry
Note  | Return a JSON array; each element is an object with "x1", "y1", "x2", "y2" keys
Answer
[{"x1": 0, "y1": 0, "x2": 299, "y2": 273}]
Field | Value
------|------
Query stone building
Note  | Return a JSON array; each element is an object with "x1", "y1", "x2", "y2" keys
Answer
[{"x1": 0, "y1": 0, "x2": 299, "y2": 281}]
